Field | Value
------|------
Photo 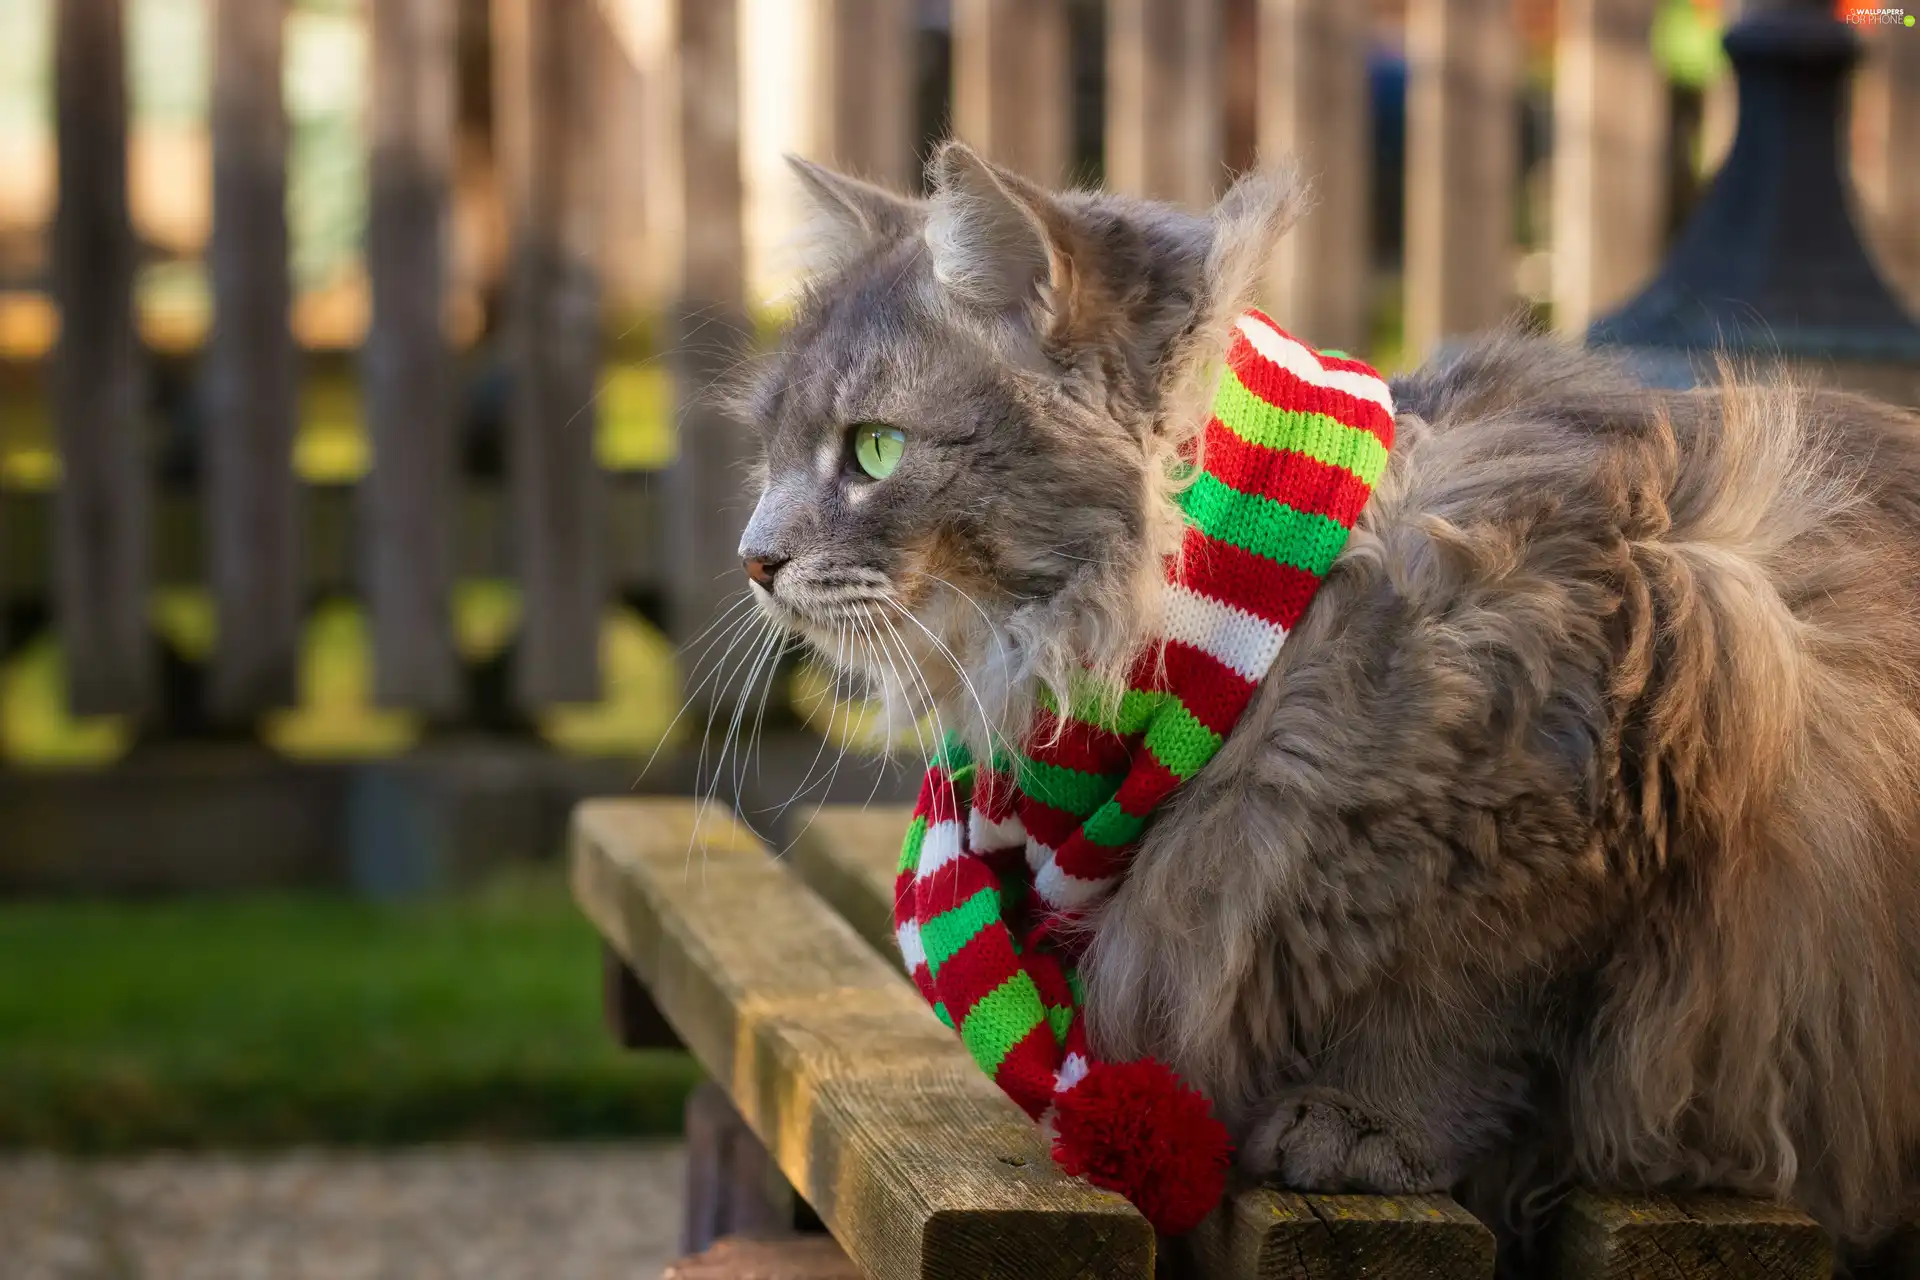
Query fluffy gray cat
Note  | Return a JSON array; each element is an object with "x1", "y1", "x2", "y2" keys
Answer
[{"x1": 734, "y1": 142, "x2": 1920, "y2": 1265}]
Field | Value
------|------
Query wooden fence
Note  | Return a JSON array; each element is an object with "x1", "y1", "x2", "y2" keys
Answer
[{"x1": 10, "y1": 0, "x2": 1920, "y2": 765}]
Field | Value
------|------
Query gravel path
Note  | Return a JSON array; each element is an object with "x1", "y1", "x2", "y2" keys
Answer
[{"x1": 0, "y1": 1143, "x2": 686, "y2": 1280}]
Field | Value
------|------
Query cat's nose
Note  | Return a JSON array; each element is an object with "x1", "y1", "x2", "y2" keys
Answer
[{"x1": 743, "y1": 556, "x2": 788, "y2": 588}]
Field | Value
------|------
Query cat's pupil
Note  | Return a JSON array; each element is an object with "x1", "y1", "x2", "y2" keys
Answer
[{"x1": 851, "y1": 423, "x2": 906, "y2": 480}]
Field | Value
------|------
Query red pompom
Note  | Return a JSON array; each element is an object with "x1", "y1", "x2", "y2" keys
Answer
[{"x1": 1050, "y1": 1058, "x2": 1232, "y2": 1236}]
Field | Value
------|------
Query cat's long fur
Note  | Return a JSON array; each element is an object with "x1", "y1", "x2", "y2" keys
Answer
[{"x1": 738, "y1": 145, "x2": 1920, "y2": 1263}]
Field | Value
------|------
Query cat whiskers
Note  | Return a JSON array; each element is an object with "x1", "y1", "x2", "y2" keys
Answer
[
  {"x1": 639, "y1": 592, "x2": 762, "y2": 784},
  {"x1": 866, "y1": 604, "x2": 988, "y2": 914},
  {"x1": 720, "y1": 621, "x2": 786, "y2": 824},
  {"x1": 883, "y1": 597, "x2": 1002, "y2": 759},
  {"x1": 677, "y1": 599, "x2": 783, "y2": 879},
  {"x1": 861, "y1": 603, "x2": 935, "y2": 771},
  {"x1": 774, "y1": 617, "x2": 854, "y2": 822}
]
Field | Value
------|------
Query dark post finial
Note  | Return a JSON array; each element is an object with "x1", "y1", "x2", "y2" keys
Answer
[{"x1": 1589, "y1": 3, "x2": 1920, "y2": 368}]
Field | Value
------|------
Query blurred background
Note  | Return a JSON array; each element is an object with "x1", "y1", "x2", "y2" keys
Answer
[{"x1": 0, "y1": 0, "x2": 1915, "y2": 1273}]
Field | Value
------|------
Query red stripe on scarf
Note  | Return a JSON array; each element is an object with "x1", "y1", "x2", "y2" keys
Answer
[
  {"x1": 1025, "y1": 707, "x2": 1138, "y2": 778},
  {"x1": 998, "y1": 1022, "x2": 1068, "y2": 1119},
  {"x1": 909, "y1": 961, "x2": 937, "y2": 1006},
  {"x1": 1227, "y1": 329, "x2": 1394, "y2": 449},
  {"x1": 1049, "y1": 833, "x2": 1130, "y2": 885},
  {"x1": 1201, "y1": 421, "x2": 1378, "y2": 527},
  {"x1": 1110, "y1": 750, "x2": 1184, "y2": 821},
  {"x1": 1178, "y1": 526, "x2": 1325, "y2": 633},
  {"x1": 893, "y1": 870, "x2": 917, "y2": 930},
  {"x1": 911, "y1": 855, "x2": 1002, "y2": 927},
  {"x1": 921, "y1": 771, "x2": 964, "y2": 826},
  {"x1": 1018, "y1": 792, "x2": 1088, "y2": 852},
  {"x1": 974, "y1": 767, "x2": 1019, "y2": 822},
  {"x1": 1159, "y1": 639, "x2": 1257, "y2": 738},
  {"x1": 934, "y1": 925, "x2": 1031, "y2": 1026}
]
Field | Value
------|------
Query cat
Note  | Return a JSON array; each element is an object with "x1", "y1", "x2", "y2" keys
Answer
[{"x1": 733, "y1": 141, "x2": 1920, "y2": 1266}]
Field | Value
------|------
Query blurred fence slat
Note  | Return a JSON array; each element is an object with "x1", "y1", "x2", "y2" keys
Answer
[
  {"x1": 208, "y1": 0, "x2": 299, "y2": 718},
  {"x1": 1106, "y1": 0, "x2": 1223, "y2": 209},
  {"x1": 494, "y1": 0, "x2": 606, "y2": 706},
  {"x1": 51, "y1": 0, "x2": 150, "y2": 716},
  {"x1": 1405, "y1": 0, "x2": 1520, "y2": 357},
  {"x1": 366, "y1": 0, "x2": 460, "y2": 715},
  {"x1": 1222, "y1": 0, "x2": 1260, "y2": 174},
  {"x1": 663, "y1": 0, "x2": 754, "y2": 676},
  {"x1": 1552, "y1": 0, "x2": 1664, "y2": 334},
  {"x1": 813, "y1": 0, "x2": 917, "y2": 190},
  {"x1": 1258, "y1": 0, "x2": 1373, "y2": 355},
  {"x1": 953, "y1": 0, "x2": 1073, "y2": 184}
]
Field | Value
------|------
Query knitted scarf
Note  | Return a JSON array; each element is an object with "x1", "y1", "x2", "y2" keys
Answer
[{"x1": 892, "y1": 310, "x2": 1396, "y2": 1235}]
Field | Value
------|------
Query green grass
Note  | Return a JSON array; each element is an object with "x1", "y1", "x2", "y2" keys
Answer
[{"x1": 0, "y1": 870, "x2": 699, "y2": 1151}]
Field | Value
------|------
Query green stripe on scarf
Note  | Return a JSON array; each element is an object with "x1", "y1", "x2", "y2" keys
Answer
[
  {"x1": 1213, "y1": 368, "x2": 1389, "y2": 484},
  {"x1": 1042, "y1": 679, "x2": 1170, "y2": 738},
  {"x1": 897, "y1": 815, "x2": 929, "y2": 874},
  {"x1": 1081, "y1": 801, "x2": 1147, "y2": 848},
  {"x1": 921, "y1": 887, "x2": 1004, "y2": 976},
  {"x1": 1143, "y1": 701, "x2": 1222, "y2": 779},
  {"x1": 1178, "y1": 472, "x2": 1354, "y2": 576},
  {"x1": 1017, "y1": 756, "x2": 1122, "y2": 816},
  {"x1": 961, "y1": 973, "x2": 1049, "y2": 1073}
]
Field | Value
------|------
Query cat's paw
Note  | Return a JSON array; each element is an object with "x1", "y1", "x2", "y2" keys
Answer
[{"x1": 1238, "y1": 1087, "x2": 1447, "y2": 1193}]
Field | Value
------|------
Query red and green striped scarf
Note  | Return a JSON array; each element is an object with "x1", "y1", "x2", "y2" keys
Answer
[{"x1": 891, "y1": 311, "x2": 1395, "y2": 1235}]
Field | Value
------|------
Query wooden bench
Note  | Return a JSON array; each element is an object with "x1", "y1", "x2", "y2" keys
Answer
[{"x1": 575, "y1": 799, "x2": 1867, "y2": 1278}]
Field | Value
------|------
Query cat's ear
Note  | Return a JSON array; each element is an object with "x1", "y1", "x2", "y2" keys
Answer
[
  {"x1": 1205, "y1": 163, "x2": 1309, "y2": 322},
  {"x1": 785, "y1": 155, "x2": 922, "y2": 273},
  {"x1": 924, "y1": 141, "x2": 1075, "y2": 332}
]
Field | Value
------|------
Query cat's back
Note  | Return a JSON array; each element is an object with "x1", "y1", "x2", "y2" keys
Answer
[
  {"x1": 1384, "y1": 335, "x2": 1920, "y2": 576},
  {"x1": 1376, "y1": 334, "x2": 1920, "y2": 877}
]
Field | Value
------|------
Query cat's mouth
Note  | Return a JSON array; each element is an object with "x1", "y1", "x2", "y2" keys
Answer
[
  {"x1": 750, "y1": 582, "x2": 925, "y2": 672},
  {"x1": 748, "y1": 568, "x2": 996, "y2": 727}
]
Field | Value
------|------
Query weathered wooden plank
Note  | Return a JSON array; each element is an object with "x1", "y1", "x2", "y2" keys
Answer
[
  {"x1": 788, "y1": 805, "x2": 909, "y2": 967},
  {"x1": 657, "y1": 0, "x2": 753, "y2": 673},
  {"x1": 570, "y1": 799, "x2": 1156, "y2": 1280},
  {"x1": 493, "y1": 0, "x2": 606, "y2": 706},
  {"x1": 1106, "y1": 0, "x2": 1223, "y2": 209},
  {"x1": 1549, "y1": 1190, "x2": 1832, "y2": 1280},
  {"x1": 1257, "y1": 0, "x2": 1373, "y2": 355},
  {"x1": 952, "y1": 0, "x2": 1073, "y2": 184},
  {"x1": 664, "y1": 1236, "x2": 861, "y2": 1280},
  {"x1": 811, "y1": 0, "x2": 917, "y2": 190},
  {"x1": 1403, "y1": 0, "x2": 1520, "y2": 357},
  {"x1": 207, "y1": 0, "x2": 300, "y2": 718},
  {"x1": 1191, "y1": 1188, "x2": 1494, "y2": 1280},
  {"x1": 683, "y1": 1080, "x2": 802, "y2": 1253},
  {"x1": 1552, "y1": 0, "x2": 1665, "y2": 334},
  {"x1": 603, "y1": 942, "x2": 680, "y2": 1050},
  {"x1": 364, "y1": 0, "x2": 460, "y2": 715},
  {"x1": 789, "y1": 806, "x2": 1495, "y2": 1278},
  {"x1": 51, "y1": 0, "x2": 150, "y2": 715}
]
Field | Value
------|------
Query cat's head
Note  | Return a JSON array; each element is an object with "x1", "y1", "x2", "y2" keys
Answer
[{"x1": 734, "y1": 142, "x2": 1304, "y2": 739}]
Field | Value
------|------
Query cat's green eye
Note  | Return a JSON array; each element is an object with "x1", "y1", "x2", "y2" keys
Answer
[{"x1": 850, "y1": 423, "x2": 907, "y2": 480}]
